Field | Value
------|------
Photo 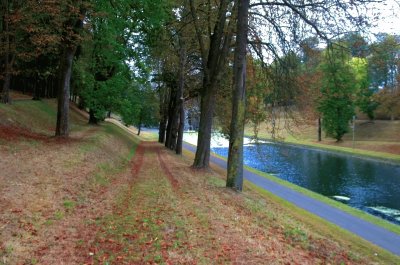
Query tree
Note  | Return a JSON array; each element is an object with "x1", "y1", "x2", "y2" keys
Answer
[
  {"x1": 151, "y1": 0, "x2": 214, "y2": 155},
  {"x1": 1, "y1": 0, "x2": 12, "y2": 103},
  {"x1": 17, "y1": 1, "x2": 64, "y2": 100},
  {"x1": 342, "y1": 33, "x2": 369, "y2": 58},
  {"x1": 74, "y1": 0, "x2": 133, "y2": 125},
  {"x1": 368, "y1": 34, "x2": 399, "y2": 120},
  {"x1": 245, "y1": 58, "x2": 267, "y2": 139},
  {"x1": 175, "y1": 38, "x2": 186, "y2": 154},
  {"x1": 189, "y1": 0, "x2": 235, "y2": 168},
  {"x1": 226, "y1": 0, "x2": 249, "y2": 191},
  {"x1": 298, "y1": 37, "x2": 323, "y2": 140},
  {"x1": 349, "y1": 57, "x2": 378, "y2": 120},
  {"x1": 0, "y1": 0, "x2": 21, "y2": 104},
  {"x1": 373, "y1": 88, "x2": 400, "y2": 120},
  {"x1": 119, "y1": 84, "x2": 159, "y2": 135},
  {"x1": 56, "y1": 1, "x2": 87, "y2": 137},
  {"x1": 369, "y1": 34, "x2": 399, "y2": 90},
  {"x1": 318, "y1": 46, "x2": 356, "y2": 141},
  {"x1": 74, "y1": 0, "x2": 168, "y2": 125}
]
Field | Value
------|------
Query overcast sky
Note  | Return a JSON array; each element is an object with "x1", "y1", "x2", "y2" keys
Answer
[{"x1": 370, "y1": 0, "x2": 399, "y2": 35}]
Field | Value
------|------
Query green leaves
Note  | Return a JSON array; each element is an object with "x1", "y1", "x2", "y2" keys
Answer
[
  {"x1": 317, "y1": 46, "x2": 356, "y2": 141},
  {"x1": 73, "y1": 0, "x2": 167, "y2": 123}
]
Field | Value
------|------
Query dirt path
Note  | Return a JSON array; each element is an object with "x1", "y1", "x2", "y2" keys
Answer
[{"x1": 83, "y1": 142, "x2": 369, "y2": 264}]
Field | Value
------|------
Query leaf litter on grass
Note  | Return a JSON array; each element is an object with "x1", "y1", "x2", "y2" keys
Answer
[{"x1": 86, "y1": 142, "x2": 377, "y2": 265}]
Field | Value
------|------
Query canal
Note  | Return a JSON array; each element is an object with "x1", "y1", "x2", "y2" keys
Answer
[{"x1": 211, "y1": 142, "x2": 400, "y2": 225}]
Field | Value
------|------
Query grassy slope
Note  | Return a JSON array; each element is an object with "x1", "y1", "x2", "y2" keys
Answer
[
  {"x1": 0, "y1": 100, "x2": 399, "y2": 264},
  {"x1": 244, "y1": 120, "x2": 400, "y2": 163},
  {"x1": 0, "y1": 100, "x2": 140, "y2": 264}
]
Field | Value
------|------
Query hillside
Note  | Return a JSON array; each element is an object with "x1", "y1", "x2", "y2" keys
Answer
[
  {"x1": 0, "y1": 100, "x2": 399, "y2": 264},
  {"x1": 245, "y1": 118, "x2": 400, "y2": 156}
]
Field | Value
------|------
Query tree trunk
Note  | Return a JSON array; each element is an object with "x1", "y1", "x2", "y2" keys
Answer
[
  {"x1": 137, "y1": 111, "x2": 143, "y2": 135},
  {"x1": 176, "y1": 39, "x2": 186, "y2": 155},
  {"x1": 158, "y1": 118, "x2": 167, "y2": 143},
  {"x1": 158, "y1": 73, "x2": 169, "y2": 143},
  {"x1": 1, "y1": 0, "x2": 12, "y2": 104},
  {"x1": 1, "y1": 71, "x2": 11, "y2": 104},
  {"x1": 193, "y1": 83, "x2": 215, "y2": 168},
  {"x1": 165, "y1": 97, "x2": 174, "y2": 148},
  {"x1": 165, "y1": 84, "x2": 179, "y2": 150},
  {"x1": 226, "y1": 0, "x2": 249, "y2": 191},
  {"x1": 88, "y1": 108, "x2": 98, "y2": 124},
  {"x1": 32, "y1": 74, "x2": 41, "y2": 100},
  {"x1": 176, "y1": 105, "x2": 185, "y2": 154},
  {"x1": 318, "y1": 117, "x2": 322, "y2": 141},
  {"x1": 158, "y1": 117, "x2": 167, "y2": 143},
  {"x1": 168, "y1": 113, "x2": 179, "y2": 150},
  {"x1": 190, "y1": 0, "x2": 234, "y2": 168},
  {"x1": 56, "y1": 47, "x2": 75, "y2": 137}
]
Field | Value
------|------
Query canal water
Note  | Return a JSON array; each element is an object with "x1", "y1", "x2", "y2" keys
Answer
[{"x1": 211, "y1": 142, "x2": 400, "y2": 225}]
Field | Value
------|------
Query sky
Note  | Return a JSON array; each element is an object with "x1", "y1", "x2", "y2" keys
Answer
[{"x1": 370, "y1": 0, "x2": 400, "y2": 35}]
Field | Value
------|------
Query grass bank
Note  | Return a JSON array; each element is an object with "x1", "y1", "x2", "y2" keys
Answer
[{"x1": 244, "y1": 120, "x2": 400, "y2": 163}]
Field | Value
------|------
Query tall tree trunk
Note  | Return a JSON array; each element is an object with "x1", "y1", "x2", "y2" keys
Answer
[
  {"x1": 1, "y1": 0, "x2": 12, "y2": 104},
  {"x1": 158, "y1": 73, "x2": 169, "y2": 143},
  {"x1": 159, "y1": 116, "x2": 167, "y2": 143},
  {"x1": 32, "y1": 74, "x2": 41, "y2": 100},
  {"x1": 167, "y1": 112, "x2": 179, "y2": 150},
  {"x1": 176, "y1": 105, "x2": 185, "y2": 154},
  {"x1": 55, "y1": 5, "x2": 85, "y2": 136},
  {"x1": 137, "y1": 111, "x2": 143, "y2": 135},
  {"x1": 165, "y1": 90, "x2": 174, "y2": 148},
  {"x1": 165, "y1": 84, "x2": 179, "y2": 150},
  {"x1": 226, "y1": 0, "x2": 249, "y2": 191},
  {"x1": 193, "y1": 85, "x2": 215, "y2": 167},
  {"x1": 159, "y1": 117, "x2": 167, "y2": 143},
  {"x1": 318, "y1": 117, "x2": 322, "y2": 141},
  {"x1": 56, "y1": 47, "x2": 75, "y2": 136},
  {"x1": 176, "y1": 39, "x2": 186, "y2": 155},
  {"x1": 88, "y1": 108, "x2": 98, "y2": 124},
  {"x1": 190, "y1": 0, "x2": 234, "y2": 168},
  {"x1": 1, "y1": 58, "x2": 12, "y2": 104}
]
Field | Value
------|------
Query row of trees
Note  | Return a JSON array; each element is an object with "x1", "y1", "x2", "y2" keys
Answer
[
  {"x1": 1, "y1": 0, "x2": 398, "y2": 190},
  {"x1": 150, "y1": 0, "x2": 386, "y2": 190},
  {"x1": 0, "y1": 0, "x2": 166, "y2": 135},
  {"x1": 243, "y1": 33, "x2": 400, "y2": 143},
  {"x1": 301, "y1": 34, "x2": 400, "y2": 141}
]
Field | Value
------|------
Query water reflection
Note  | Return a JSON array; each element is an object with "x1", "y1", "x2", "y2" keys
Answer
[{"x1": 212, "y1": 143, "x2": 400, "y2": 225}]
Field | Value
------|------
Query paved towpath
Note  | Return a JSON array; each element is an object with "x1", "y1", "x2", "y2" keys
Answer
[{"x1": 183, "y1": 142, "x2": 400, "y2": 256}]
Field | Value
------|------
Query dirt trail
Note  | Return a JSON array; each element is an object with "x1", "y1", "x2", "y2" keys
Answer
[{"x1": 85, "y1": 142, "x2": 366, "y2": 265}]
